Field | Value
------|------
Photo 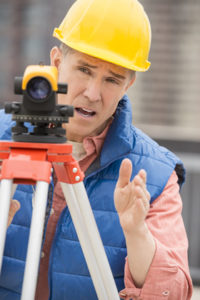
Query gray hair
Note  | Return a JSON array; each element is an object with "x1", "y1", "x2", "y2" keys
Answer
[{"x1": 59, "y1": 43, "x2": 75, "y2": 56}]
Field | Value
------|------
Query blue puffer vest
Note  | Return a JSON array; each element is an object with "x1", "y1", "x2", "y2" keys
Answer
[{"x1": 0, "y1": 96, "x2": 185, "y2": 300}]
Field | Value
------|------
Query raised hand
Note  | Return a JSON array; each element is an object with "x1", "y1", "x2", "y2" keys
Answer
[{"x1": 114, "y1": 158, "x2": 150, "y2": 234}]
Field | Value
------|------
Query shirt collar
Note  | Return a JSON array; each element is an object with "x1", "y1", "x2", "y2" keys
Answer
[{"x1": 83, "y1": 117, "x2": 113, "y2": 158}]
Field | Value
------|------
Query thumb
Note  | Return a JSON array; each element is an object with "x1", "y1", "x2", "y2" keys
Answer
[
  {"x1": 8, "y1": 199, "x2": 20, "y2": 227},
  {"x1": 116, "y1": 158, "x2": 132, "y2": 188}
]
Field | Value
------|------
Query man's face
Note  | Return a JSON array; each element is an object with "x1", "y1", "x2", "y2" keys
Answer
[{"x1": 50, "y1": 47, "x2": 135, "y2": 142}]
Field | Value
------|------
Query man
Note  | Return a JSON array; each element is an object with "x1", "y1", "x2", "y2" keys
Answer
[{"x1": 0, "y1": 0, "x2": 193, "y2": 299}]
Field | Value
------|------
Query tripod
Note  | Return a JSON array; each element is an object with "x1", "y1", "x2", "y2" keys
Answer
[{"x1": 0, "y1": 141, "x2": 120, "y2": 300}]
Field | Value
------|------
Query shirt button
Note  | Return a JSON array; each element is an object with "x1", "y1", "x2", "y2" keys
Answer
[
  {"x1": 162, "y1": 290, "x2": 170, "y2": 296},
  {"x1": 41, "y1": 251, "x2": 45, "y2": 258},
  {"x1": 50, "y1": 208, "x2": 54, "y2": 215}
]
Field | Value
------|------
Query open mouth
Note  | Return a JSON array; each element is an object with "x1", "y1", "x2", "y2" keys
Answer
[{"x1": 75, "y1": 107, "x2": 96, "y2": 118}]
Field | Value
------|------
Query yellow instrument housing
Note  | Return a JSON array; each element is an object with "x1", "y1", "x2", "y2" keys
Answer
[{"x1": 22, "y1": 65, "x2": 58, "y2": 91}]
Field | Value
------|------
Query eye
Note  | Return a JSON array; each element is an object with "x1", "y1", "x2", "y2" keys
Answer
[
  {"x1": 78, "y1": 66, "x2": 91, "y2": 75},
  {"x1": 106, "y1": 77, "x2": 119, "y2": 85}
]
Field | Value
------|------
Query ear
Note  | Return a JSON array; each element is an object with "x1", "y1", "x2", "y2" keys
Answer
[{"x1": 50, "y1": 46, "x2": 62, "y2": 69}]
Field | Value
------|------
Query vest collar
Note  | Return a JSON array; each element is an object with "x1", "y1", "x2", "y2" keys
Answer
[{"x1": 100, "y1": 95, "x2": 135, "y2": 167}]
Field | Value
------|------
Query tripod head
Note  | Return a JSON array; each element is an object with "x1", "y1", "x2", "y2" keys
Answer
[{"x1": 5, "y1": 64, "x2": 74, "y2": 143}]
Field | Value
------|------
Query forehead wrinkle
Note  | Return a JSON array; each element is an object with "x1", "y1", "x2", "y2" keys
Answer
[{"x1": 77, "y1": 55, "x2": 128, "y2": 79}]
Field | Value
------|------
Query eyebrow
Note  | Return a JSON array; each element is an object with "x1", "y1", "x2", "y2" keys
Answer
[
  {"x1": 77, "y1": 59, "x2": 126, "y2": 80},
  {"x1": 108, "y1": 70, "x2": 126, "y2": 80},
  {"x1": 77, "y1": 60, "x2": 98, "y2": 69}
]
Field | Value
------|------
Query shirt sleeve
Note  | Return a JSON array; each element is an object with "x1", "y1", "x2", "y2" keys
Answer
[{"x1": 119, "y1": 171, "x2": 193, "y2": 300}]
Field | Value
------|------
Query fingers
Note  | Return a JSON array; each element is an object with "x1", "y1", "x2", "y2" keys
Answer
[
  {"x1": 116, "y1": 161, "x2": 151, "y2": 213},
  {"x1": 135, "y1": 187, "x2": 150, "y2": 211},
  {"x1": 133, "y1": 170, "x2": 148, "y2": 194},
  {"x1": 116, "y1": 158, "x2": 132, "y2": 188},
  {"x1": 134, "y1": 169, "x2": 146, "y2": 186},
  {"x1": 8, "y1": 199, "x2": 20, "y2": 227},
  {"x1": 132, "y1": 170, "x2": 150, "y2": 210}
]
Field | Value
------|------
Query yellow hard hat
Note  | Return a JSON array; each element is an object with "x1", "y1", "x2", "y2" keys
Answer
[{"x1": 53, "y1": 0, "x2": 151, "y2": 72}]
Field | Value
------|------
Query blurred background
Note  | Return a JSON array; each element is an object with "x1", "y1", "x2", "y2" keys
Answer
[{"x1": 0, "y1": 0, "x2": 199, "y2": 297}]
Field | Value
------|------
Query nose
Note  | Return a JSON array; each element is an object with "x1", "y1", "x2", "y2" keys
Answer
[{"x1": 83, "y1": 78, "x2": 102, "y2": 102}]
